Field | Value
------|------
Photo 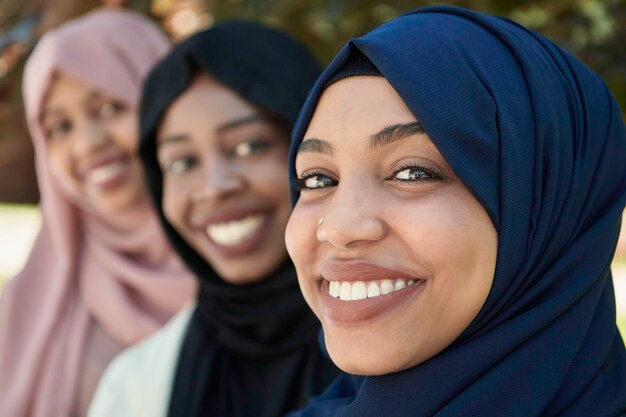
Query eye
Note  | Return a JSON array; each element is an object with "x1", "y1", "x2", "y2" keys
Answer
[
  {"x1": 231, "y1": 139, "x2": 272, "y2": 158},
  {"x1": 392, "y1": 165, "x2": 441, "y2": 182},
  {"x1": 293, "y1": 172, "x2": 338, "y2": 191},
  {"x1": 164, "y1": 156, "x2": 198, "y2": 174},
  {"x1": 46, "y1": 119, "x2": 72, "y2": 140},
  {"x1": 95, "y1": 101, "x2": 125, "y2": 119}
]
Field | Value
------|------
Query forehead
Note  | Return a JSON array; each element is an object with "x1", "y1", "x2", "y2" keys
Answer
[
  {"x1": 304, "y1": 76, "x2": 418, "y2": 148},
  {"x1": 158, "y1": 73, "x2": 257, "y2": 136},
  {"x1": 43, "y1": 73, "x2": 91, "y2": 111}
]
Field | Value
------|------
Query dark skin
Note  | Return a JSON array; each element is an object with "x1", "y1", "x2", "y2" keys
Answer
[{"x1": 287, "y1": 76, "x2": 498, "y2": 375}]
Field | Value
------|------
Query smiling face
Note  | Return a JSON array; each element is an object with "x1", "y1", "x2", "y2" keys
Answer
[
  {"x1": 286, "y1": 76, "x2": 498, "y2": 375},
  {"x1": 157, "y1": 73, "x2": 292, "y2": 285},
  {"x1": 42, "y1": 73, "x2": 147, "y2": 215}
]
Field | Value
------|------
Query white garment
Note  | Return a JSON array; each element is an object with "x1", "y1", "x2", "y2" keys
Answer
[{"x1": 88, "y1": 305, "x2": 195, "y2": 417}]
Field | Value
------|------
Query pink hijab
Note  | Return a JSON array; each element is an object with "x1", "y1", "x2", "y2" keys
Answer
[{"x1": 0, "y1": 8, "x2": 196, "y2": 417}]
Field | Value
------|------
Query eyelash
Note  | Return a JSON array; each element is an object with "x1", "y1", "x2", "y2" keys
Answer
[
  {"x1": 90, "y1": 101, "x2": 125, "y2": 119},
  {"x1": 292, "y1": 170, "x2": 337, "y2": 191},
  {"x1": 162, "y1": 138, "x2": 274, "y2": 175},
  {"x1": 164, "y1": 156, "x2": 198, "y2": 174},
  {"x1": 46, "y1": 119, "x2": 72, "y2": 140},
  {"x1": 392, "y1": 163, "x2": 442, "y2": 183},
  {"x1": 293, "y1": 164, "x2": 443, "y2": 192},
  {"x1": 45, "y1": 101, "x2": 125, "y2": 141},
  {"x1": 228, "y1": 138, "x2": 272, "y2": 158}
]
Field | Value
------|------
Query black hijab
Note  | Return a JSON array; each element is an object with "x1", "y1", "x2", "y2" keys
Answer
[{"x1": 139, "y1": 20, "x2": 339, "y2": 417}]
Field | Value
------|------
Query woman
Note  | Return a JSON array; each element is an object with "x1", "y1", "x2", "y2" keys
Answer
[
  {"x1": 0, "y1": 9, "x2": 195, "y2": 417},
  {"x1": 89, "y1": 21, "x2": 339, "y2": 417},
  {"x1": 286, "y1": 6, "x2": 626, "y2": 416}
]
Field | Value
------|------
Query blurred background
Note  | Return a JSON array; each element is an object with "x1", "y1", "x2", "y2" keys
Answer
[{"x1": 0, "y1": 0, "x2": 624, "y2": 334}]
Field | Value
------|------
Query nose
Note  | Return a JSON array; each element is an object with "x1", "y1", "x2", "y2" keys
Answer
[
  {"x1": 72, "y1": 120, "x2": 109, "y2": 157},
  {"x1": 190, "y1": 154, "x2": 245, "y2": 203},
  {"x1": 317, "y1": 181, "x2": 386, "y2": 249}
]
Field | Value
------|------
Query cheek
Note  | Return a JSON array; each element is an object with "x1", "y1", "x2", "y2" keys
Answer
[
  {"x1": 396, "y1": 188, "x2": 494, "y2": 277},
  {"x1": 394, "y1": 187, "x2": 496, "y2": 334},
  {"x1": 46, "y1": 143, "x2": 74, "y2": 183},
  {"x1": 247, "y1": 157, "x2": 291, "y2": 206},
  {"x1": 285, "y1": 209, "x2": 303, "y2": 265},
  {"x1": 109, "y1": 113, "x2": 139, "y2": 153},
  {"x1": 285, "y1": 203, "x2": 320, "y2": 303},
  {"x1": 162, "y1": 178, "x2": 188, "y2": 230},
  {"x1": 285, "y1": 203, "x2": 318, "y2": 262}
]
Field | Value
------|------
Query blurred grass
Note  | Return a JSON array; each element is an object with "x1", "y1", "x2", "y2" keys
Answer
[
  {"x1": 614, "y1": 255, "x2": 626, "y2": 265},
  {"x1": 614, "y1": 255, "x2": 626, "y2": 339},
  {"x1": 0, "y1": 203, "x2": 40, "y2": 289}
]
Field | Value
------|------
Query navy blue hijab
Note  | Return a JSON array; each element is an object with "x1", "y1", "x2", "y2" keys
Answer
[{"x1": 288, "y1": 6, "x2": 626, "y2": 417}]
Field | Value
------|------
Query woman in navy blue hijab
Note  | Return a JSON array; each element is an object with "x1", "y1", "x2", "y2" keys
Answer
[{"x1": 285, "y1": 6, "x2": 626, "y2": 416}]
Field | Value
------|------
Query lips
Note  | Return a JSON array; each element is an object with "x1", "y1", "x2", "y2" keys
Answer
[
  {"x1": 319, "y1": 262, "x2": 426, "y2": 325},
  {"x1": 82, "y1": 155, "x2": 130, "y2": 191}
]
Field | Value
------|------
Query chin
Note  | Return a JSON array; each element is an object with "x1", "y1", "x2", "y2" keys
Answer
[
  {"x1": 219, "y1": 270, "x2": 267, "y2": 285},
  {"x1": 212, "y1": 258, "x2": 276, "y2": 285},
  {"x1": 324, "y1": 327, "x2": 423, "y2": 376},
  {"x1": 327, "y1": 349, "x2": 391, "y2": 376},
  {"x1": 330, "y1": 350, "x2": 417, "y2": 376},
  {"x1": 90, "y1": 188, "x2": 146, "y2": 215}
]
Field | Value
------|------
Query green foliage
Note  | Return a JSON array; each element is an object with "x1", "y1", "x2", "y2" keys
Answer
[{"x1": 169, "y1": 0, "x2": 626, "y2": 112}]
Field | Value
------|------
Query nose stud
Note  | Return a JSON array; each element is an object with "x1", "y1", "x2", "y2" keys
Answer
[{"x1": 318, "y1": 218, "x2": 324, "y2": 226}]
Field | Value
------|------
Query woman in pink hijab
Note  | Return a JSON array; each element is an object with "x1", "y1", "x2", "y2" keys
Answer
[{"x1": 0, "y1": 8, "x2": 196, "y2": 417}]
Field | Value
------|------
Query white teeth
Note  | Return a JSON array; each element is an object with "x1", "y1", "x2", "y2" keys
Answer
[
  {"x1": 87, "y1": 161, "x2": 125, "y2": 185},
  {"x1": 328, "y1": 278, "x2": 420, "y2": 301},
  {"x1": 206, "y1": 214, "x2": 264, "y2": 247},
  {"x1": 340, "y1": 282, "x2": 352, "y2": 301},
  {"x1": 367, "y1": 282, "x2": 381, "y2": 298},
  {"x1": 351, "y1": 282, "x2": 367, "y2": 300},
  {"x1": 380, "y1": 279, "x2": 394, "y2": 295}
]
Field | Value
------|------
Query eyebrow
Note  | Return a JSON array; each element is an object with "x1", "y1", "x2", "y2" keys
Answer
[
  {"x1": 369, "y1": 121, "x2": 424, "y2": 149},
  {"x1": 41, "y1": 108, "x2": 63, "y2": 121},
  {"x1": 84, "y1": 90, "x2": 120, "y2": 109},
  {"x1": 159, "y1": 133, "x2": 190, "y2": 146},
  {"x1": 216, "y1": 114, "x2": 272, "y2": 134},
  {"x1": 297, "y1": 121, "x2": 424, "y2": 155},
  {"x1": 41, "y1": 90, "x2": 109, "y2": 121},
  {"x1": 159, "y1": 114, "x2": 277, "y2": 147},
  {"x1": 297, "y1": 138, "x2": 334, "y2": 155}
]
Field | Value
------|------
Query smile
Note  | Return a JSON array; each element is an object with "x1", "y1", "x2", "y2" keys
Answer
[
  {"x1": 318, "y1": 262, "x2": 427, "y2": 325},
  {"x1": 328, "y1": 278, "x2": 418, "y2": 301},
  {"x1": 84, "y1": 157, "x2": 130, "y2": 190},
  {"x1": 206, "y1": 213, "x2": 266, "y2": 247}
]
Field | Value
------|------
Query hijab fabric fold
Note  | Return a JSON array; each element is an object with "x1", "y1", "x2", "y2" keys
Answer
[
  {"x1": 288, "y1": 6, "x2": 626, "y2": 416},
  {"x1": 139, "y1": 21, "x2": 338, "y2": 417},
  {"x1": 0, "y1": 9, "x2": 195, "y2": 417}
]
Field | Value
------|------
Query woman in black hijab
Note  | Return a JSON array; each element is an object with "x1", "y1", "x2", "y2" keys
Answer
[{"x1": 89, "y1": 20, "x2": 339, "y2": 417}]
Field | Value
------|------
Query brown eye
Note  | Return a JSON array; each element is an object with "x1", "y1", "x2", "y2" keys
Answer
[
  {"x1": 164, "y1": 156, "x2": 198, "y2": 175},
  {"x1": 294, "y1": 173, "x2": 338, "y2": 191},
  {"x1": 231, "y1": 139, "x2": 271, "y2": 158},
  {"x1": 96, "y1": 101, "x2": 124, "y2": 119},
  {"x1": 47, "y1": 119, "x2": 72, "y2": 140}
]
